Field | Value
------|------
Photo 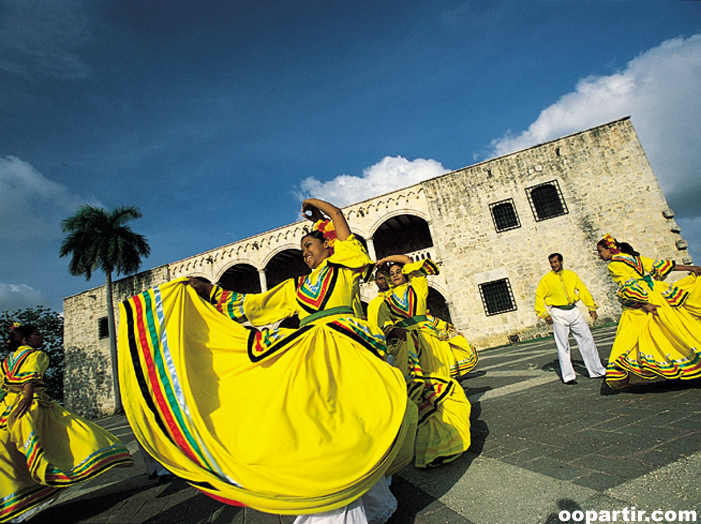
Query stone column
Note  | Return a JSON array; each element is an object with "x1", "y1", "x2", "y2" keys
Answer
[
  {"x1": 258, "y1": 268, "x2": 268, "y2": 292},
  {"x1": 366, "y1": 238, "x2": 377, "y2": 261}
]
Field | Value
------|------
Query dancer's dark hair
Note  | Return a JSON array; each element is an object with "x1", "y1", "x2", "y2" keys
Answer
[
  {"x1": 5, "y1": 323, "x2": 38, "y2": 352},
  {"x1": 596, "y1": 237, "x2": 640, "y2": 256}
]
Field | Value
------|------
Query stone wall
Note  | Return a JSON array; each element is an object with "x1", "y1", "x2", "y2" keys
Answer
[
  {"x1": 63, "y1": 265, "x2": 170, "y2": 417},
  {"x1": 422, "y1": 118, "x2": 688, "y2": 348},
  {"x1": 62, "y1": 118, "x2": 693, "y2": 415}
]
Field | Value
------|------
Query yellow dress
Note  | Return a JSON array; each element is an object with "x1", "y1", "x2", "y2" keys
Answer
[
  {"x1": 371, "y1": 259, "x2": 476, "y2": 468},
  {"x1": 606, "y1": 254, "x2": 701, "y2": 388},
  {"x1": 119, "y1": 235, "x2": 417, "y2": 515},
  {"x1": 0, "y1": 347, "x2": 133, "y2": 523}
]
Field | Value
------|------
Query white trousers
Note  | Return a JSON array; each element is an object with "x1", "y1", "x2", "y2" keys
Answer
[
  {"x1": 293, "y1": 478, "x2": 397, "y2": 524},
  {"x1": 550, "y1": 307, "x2": 606, "y2": 382}
]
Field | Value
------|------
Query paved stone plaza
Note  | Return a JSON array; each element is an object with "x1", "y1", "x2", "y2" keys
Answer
[{"x1": 32, "y1": 325, "x2": 701, "y2": 523}]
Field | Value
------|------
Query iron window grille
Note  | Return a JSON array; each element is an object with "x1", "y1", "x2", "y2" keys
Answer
[
  {"x1": 526, "y1": 180, "x2": 568, "y2": 221},
  {"x1": 479, "y1": 278, "x2": 517, "y2": 316},
  {"x1": 489, "y1": 199, "x2": 521, "y2": 232}
]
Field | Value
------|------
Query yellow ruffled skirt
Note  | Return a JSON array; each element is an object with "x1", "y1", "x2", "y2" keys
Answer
[
  {"x1": 388, "y1": 328, "x2": 472, "y2": 468},
  {"x1": 607, "y1": 275, "x2": 701, "y2": 388},
  {"x1": 119, "y1": 280, "x2": 416, "y2": 515},
  {"x1": 0, "y1": 394, "x2": 133, "y2": 522}
]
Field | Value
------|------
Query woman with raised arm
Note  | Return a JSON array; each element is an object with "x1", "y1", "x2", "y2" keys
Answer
[
  {"x1": 370, "y1": 254, "x2": 477, "y2": 468},
  {"x1": 0, "y1": 323, "x2": 133, "y2": 522},
  {"x1": 596, "y1": 234, "x2": 701, "y2": 391},
  {"x1": 119, "y1": 199, "x2": 416, "y2": 524}
]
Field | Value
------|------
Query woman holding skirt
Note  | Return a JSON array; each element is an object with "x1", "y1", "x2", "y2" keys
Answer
[
  {"x1": 596, "y1": 234, "x2": 701, "y2": 390},
  {"x1": 119, "y1": 199, "x2": 416, "y2": 524},
  {"x1": 0, "y1": 323, "x2": 133, "y2": 522},
  {"x1": 370, "y1": 254, "x2": 476, "y2": 468}
]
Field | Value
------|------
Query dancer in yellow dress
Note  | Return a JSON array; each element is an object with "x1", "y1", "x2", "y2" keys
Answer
[
  {"x1": 596, "y1": 235, "x2": 701, "y2": 390},
  {"x1": 119, "y1": 199, "x2": 416, "y2": 524},
  {"x1": 0, "y1": 323, "x2": 133, "y2": 523},
  {"x1": 370, "y1": 254, "x2": 476, "y2": 468}
]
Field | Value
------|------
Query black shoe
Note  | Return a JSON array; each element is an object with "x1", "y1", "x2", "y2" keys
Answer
[
  {"x1": 158, "y1": 473, "x2": 175, "y2": 484},
  {"x1": 564, "y1": 380, "x2": 578, "y2": 385}
]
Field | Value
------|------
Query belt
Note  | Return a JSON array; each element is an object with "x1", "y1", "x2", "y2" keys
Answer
[
  {"x1": 396, "y1": 315, "x2": 429, "y2": 329},
  {"x1": 299, "y1": 306, "x2": 354, "y2": 327},
  {"x1": 551, "y1": 304, "x2": 576, "y2": 310}
]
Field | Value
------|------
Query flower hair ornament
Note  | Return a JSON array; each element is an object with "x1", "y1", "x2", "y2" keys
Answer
[
  {"x1": 313, "y1": 219, "x2": 337, "y2": 253},
  {"x1": 5, "y1": 322, "x2": 21, "y2": 346},
  {"x1": 602, "y1": 234, "x2": 621, "y2": 254}
]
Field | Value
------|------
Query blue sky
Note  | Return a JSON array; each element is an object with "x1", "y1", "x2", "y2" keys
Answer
[{"x1": 1, "y1": 0, "x2": 700, "y2": 313}]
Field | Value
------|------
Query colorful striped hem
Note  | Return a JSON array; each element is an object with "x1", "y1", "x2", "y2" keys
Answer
[
  {"x1": 607, "y1": 347, "x2": 701, "y2": 384},
  {"x1": 0, "y1": 483, "x2": 60, "y2": 523},
  {"x1": 43, "y1": 445, "x2": 133, "y2": 486}
]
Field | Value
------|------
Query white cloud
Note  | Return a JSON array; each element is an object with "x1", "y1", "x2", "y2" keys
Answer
[
  {"x1": 0, "y1": 283, "x2": 45, "y2": 312},
  {"x1": 483, "y1": 34, "x2": 701, "y2": 220},
  {"x1": 0, "y1": 156, "x2": 100, "y2": 240},
  {"x1": 297, "y1": 156, "x2": 450, "y2": 207}
]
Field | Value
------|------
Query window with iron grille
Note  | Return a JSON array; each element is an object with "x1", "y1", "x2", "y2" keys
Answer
[
  {"x1": 479, "y1": 278, "x2": 517, "y2": 316},
  {"x1": 489, "y1": 199, "x2": 520, "y2": 232},
  {"x1": 526, "y1": 180, "x2": 568, "y2": 221},
  {"x1": 98, "y1": 317, "x2": 109, "y2": 339}
]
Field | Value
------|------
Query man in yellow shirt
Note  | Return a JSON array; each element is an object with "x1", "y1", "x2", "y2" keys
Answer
[{"x1": 535, "y1": 253, "x2": 606, "y2": 385}]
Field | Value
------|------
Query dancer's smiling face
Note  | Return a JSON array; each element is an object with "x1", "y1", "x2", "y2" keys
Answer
[
  {"x1": 301, "y1": 234, "x2": 331, "y2": 269},
  {"x1": 388, "y1": 264, "x2": 407, "y2": 286}
]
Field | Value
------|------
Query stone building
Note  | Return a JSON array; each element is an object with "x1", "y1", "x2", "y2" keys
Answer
[{"x1": 63, "y1": 117, "x2": 693, "y2": 417}]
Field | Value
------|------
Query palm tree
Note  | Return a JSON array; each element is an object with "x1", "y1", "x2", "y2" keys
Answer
[{"x1": 60, "y1": 205, "x2": 150, "y2": 414}]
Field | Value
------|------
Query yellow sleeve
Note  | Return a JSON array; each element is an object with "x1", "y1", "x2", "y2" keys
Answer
[
  {"x1": 366, "y1": 295, "x2": 384, "y2": 329},
  {"x1": 607, "y1": 260, "x2": 632, "y2": 287},
  {"x1": 243, "y1": 279, "x2": 299, "y2": 326},
  {"x1": 402, "y1": 258, "x2": 439, "y2": 278},
  {"x1": 210, "y1": 280, "x2": 299, "y2": 326},
  {"x1": 401, "y1": 259, "x2": 438, "y2": 304},
  {"x1": 534, "y1": 276, "x2": 551, "y2": 319},
  {"x1": 328, "y1": 235, "x2": 373, "y2": 280},
  {"x1": 2, "y1": 349, "x2": 49, "y2": 388}
]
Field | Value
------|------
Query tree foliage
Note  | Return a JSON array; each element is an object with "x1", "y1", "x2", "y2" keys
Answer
[
  {"x1": 1, "y1": 306, "x2": 64, "y2": 402},
  {"x1": 59, "y1": 205, "x2": 151, "y2": 281}
]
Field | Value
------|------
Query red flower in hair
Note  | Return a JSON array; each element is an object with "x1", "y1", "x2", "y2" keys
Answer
[
  {"x1": 313, "y1": 219, "x2": 337, "y2": 253},
  {"x1": 602, "y1": 234, "x2": 621, "y2": 254}
]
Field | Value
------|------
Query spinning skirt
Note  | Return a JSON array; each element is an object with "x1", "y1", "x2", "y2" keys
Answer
[
  {"x1": 388, "y1": 328, "x2": 472, "y2": 468},
  {"x1": 607, "y1": 276, "x2": 701, "y2": 388},
  {"x1": 0, "y1": 395, "x2": 133, "y2": 522},
  {"x1": 119, "y1": 280, "x2": 417, "y2": 515}
]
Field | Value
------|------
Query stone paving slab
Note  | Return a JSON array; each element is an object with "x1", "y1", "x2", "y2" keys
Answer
[{"x1": 30, "y1": 325, "x2": 701, "y2": 523}]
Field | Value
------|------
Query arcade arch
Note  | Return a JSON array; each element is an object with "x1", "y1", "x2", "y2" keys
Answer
[
  {"x1": 372, "y1": 214, "x2": 434, "y2": 260},
  {"x1": 218, "y1": 264, "x2": 260, "y2": 293}
]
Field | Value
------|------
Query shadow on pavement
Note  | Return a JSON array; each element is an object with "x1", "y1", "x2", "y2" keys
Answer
[{"x1": 385, "y1": 389, "x2": 486, "y2": 523}]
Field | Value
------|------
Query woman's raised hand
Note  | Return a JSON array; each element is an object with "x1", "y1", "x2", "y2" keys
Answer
[{"x1": 301, "y1": 199, "x2": 325, "y2": 223}]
